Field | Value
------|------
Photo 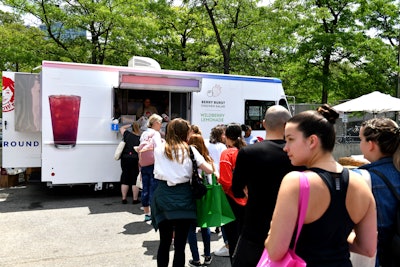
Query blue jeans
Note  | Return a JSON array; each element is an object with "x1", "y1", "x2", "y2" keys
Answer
[
  {"x1": 221, "y1": 226, "x2": 228, "y2": 244},
  {"x1": 187, "y1": 222, "x2": 211, "y2": 262},
  {"x1": 141, "y1": 165, "x2": 158, "y2": 207}
]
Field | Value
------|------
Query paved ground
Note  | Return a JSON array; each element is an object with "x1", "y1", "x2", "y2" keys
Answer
[{"x1": 0, "y1": 182, "x2": 231, "y2": 267}]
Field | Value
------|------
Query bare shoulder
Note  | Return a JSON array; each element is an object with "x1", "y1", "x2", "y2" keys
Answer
[
  {"x1": 281, "y1": 171, "x2": 302, "y2": 186},
  {"x1": 278, "y1": 171, "x2": 303, "y2": 199},
  {"x1": 282, "y1": 170, "x2": 320, "y2": 186},
  {"x1": 348, "y1": 170, "x2": 371, "y2": 194},
  {"x1": 346, "y1": 169, "x2": 375, "y2": 223}
]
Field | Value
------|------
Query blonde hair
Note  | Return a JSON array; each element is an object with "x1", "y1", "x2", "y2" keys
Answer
[
  {"x1": 132, "y1": 121, "x2": 140, "y2": 135},
  {"x1": 147, "y1": 114, "x2": 162, "y2": 128}
]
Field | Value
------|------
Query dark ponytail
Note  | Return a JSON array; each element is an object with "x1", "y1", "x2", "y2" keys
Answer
[
  {"x1": 289, "y1": 104, "x2": 339, "y2": 152},
  {"x1": 225, "y1": 123, "x2": 246, "y2": 149}
]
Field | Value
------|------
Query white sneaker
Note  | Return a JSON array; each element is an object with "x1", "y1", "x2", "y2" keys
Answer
[{"x1": 214, "y1": 245, "x2": 229, "y2": 257}]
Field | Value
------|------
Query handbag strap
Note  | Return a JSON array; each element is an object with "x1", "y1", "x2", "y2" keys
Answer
[
  {"x1": 293, "y1": 172, "x2": 310, "y2": 250},
  {"x1": 189, "y1": 146, "x2": 195, "y2": 163},
  {"x1": 189, "y1": 146, "x2": 198, "y2": 176},
  {"x1": 370, "y1": 169, "x2": 400, "y2": 202}
]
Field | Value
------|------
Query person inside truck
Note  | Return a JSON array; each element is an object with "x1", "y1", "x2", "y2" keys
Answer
[
  {"x1": 241, "y1": 124, "x2": 258, "y2": 145},
  {"x1": 136, "y1": 98, "x2": 158, "y2": 119}
]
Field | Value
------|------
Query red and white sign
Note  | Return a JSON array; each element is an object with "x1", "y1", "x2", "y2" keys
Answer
[{"x1": 2, "y1": 76, "x2": 15, "y2": 112}]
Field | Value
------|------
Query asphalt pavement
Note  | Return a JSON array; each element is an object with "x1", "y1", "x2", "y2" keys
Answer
[{"x1": 0, "y1": 182, "x2": 231, "y2": 267}]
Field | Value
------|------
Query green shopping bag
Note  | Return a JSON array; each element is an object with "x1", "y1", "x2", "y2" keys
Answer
[{"x1": 196, "y1": 173, "x2": 236, "y2": 227}]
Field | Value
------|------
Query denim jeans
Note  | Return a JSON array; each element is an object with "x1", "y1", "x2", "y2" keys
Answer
[
  {"x1": 141, "y1": 165, "x2": 158, "y2": 207},
  {"x1": 187, "y1": 222, "x2": 211, "y2": 262}
]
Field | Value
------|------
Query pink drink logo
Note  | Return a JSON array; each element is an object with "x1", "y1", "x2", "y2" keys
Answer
[
  {"x1": 49, "y1": 95, "x2": 81, "y2": 148},
  {"x1": 2, "y1": 77, "x2": 15, "y2": 112}
]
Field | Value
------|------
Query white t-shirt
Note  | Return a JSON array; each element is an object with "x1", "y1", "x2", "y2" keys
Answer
[
  {"x1": 154, "y1": 145, "x2": 206, "y2": 186},
  {"x1": 206, "y1": 141, "x2": 226, "y2": 172},
  {"x1": 244, "y1": 135, "x2": 258, "y2": 145}
]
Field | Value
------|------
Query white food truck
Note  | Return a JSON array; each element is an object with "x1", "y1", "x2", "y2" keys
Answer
[{"x1": 1, "y1": 57, "x2": 289, "y2": 189}]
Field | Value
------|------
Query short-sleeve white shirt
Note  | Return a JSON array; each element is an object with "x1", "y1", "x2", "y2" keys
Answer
[
  {"x1": 154, "y1": 145, "x2": 206, "y2": 186},
  {"x1": 206, "y1": 141, "x2": 226, "y2": 172}
]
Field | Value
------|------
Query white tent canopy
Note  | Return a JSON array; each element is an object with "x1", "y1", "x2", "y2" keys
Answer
[{"x1": 333, "y1": 91, "x2": 400, "y2": 114}]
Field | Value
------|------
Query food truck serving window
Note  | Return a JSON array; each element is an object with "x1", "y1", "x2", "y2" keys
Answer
[
  {"x1": 118, "y1": 72, "x2": 201, "y2": 92},
  {"x1": 244, "y1": 100, "x2": 276, "y2": 130}
]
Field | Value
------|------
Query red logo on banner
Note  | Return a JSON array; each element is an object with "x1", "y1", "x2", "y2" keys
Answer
[{"x1": 2, "y1": 76, "x2": 15, "y2": 112}]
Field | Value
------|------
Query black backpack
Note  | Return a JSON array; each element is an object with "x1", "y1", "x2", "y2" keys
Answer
[{"x1": 370, "y1": 169, "x2": 400, "y2": 266}]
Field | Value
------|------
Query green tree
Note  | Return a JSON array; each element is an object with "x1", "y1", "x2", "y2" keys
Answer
[
  {"x1": 1, "y1": 0, "x2": 154, "y2": 64},
  {"x1": 269, "y1": 0, "x2": 397, "y2": 104},
  {"x1": 179, "y1": 0, "x2": 263, "y2": 74},
  {"x1": 360, "y1": 0, "x2": 400, "y2": 97},
  {"x1": 157, "y1": 3, "x2": 222, "y2": 72},
  {"x1": 0, "y1": 10, "x2": 46, "y2": 72}
]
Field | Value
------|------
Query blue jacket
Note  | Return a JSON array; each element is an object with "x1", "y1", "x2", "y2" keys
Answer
[
  {"x1": 359, "y1": 157, "x2": 400, "y2": 266},
  {"x1": 360, "y1": 158, "x2": 400, "y2": 229}
]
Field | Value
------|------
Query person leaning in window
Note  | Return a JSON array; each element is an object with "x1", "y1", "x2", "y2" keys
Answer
[
  {"x1": 136, "y1": 98, "x2": 158, "y2": 118},
  {"x1": 357, "y1": 118, "x2": 400, "y2": 267},
  {"x1": 265, "y1": 104, "x2": 377, "y2": 267},
  {"x1": 150, "y1": 118, "x2": 213, "y2": 267},
  {"x1": 119, "y1": 121, "x2": 141, "y2": 204}
]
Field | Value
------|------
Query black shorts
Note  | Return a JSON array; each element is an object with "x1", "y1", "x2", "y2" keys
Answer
[{"x1": 120, "y1": 157, "x2": 139, "y2": 185}]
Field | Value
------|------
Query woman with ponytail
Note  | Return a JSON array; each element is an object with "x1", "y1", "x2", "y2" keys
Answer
[
  {"x1": 218, "y1": 123, "x2": 247, "y2": 261},
  {"x1": 265, "y1": 105, "x2": 377, "y2": 267}
]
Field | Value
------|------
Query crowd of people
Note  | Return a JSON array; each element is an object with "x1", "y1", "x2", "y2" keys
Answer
[{"x1": 117, "y1": 98, "x2": 400, "y2": 267}]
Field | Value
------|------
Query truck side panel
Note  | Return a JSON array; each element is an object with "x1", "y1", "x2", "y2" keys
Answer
[
  {"x1": 191, "y1": 76, "x2": 285, "y2": 137},
  {"x1": 2, "y1": 72, "x2": 41, "y2": 168},
  {"x1": 41, "y1": 64, "x2": 121, "y2": 184}
]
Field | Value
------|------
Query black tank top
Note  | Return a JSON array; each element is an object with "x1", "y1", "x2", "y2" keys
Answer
[
  {"x1": 122, "y1": 131, "x2": 140, "y2": 159},
  {"x1": 295, "y1": 168, "x2": 354, "y2": 267}
]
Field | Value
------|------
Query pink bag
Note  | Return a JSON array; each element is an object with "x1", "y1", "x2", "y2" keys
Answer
[
  {"x1": 256, "y1": 172, "x2": 309, "y2": 267},
  {"x1": 138, "y1": 132, "x2": 155, "y2": 167},
  {"x1": 256, "y1": 249, "x2": 306, "y2": 267}
]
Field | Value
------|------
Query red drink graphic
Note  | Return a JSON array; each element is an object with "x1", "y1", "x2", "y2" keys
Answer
[{"x1": 49, "y1": 95, "x2": 81, "y2": 148}]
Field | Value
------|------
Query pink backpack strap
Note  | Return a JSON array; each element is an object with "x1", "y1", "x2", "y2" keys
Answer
[{"x1": 293, "y1": 172, "x2": 310, "y2": 250}]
